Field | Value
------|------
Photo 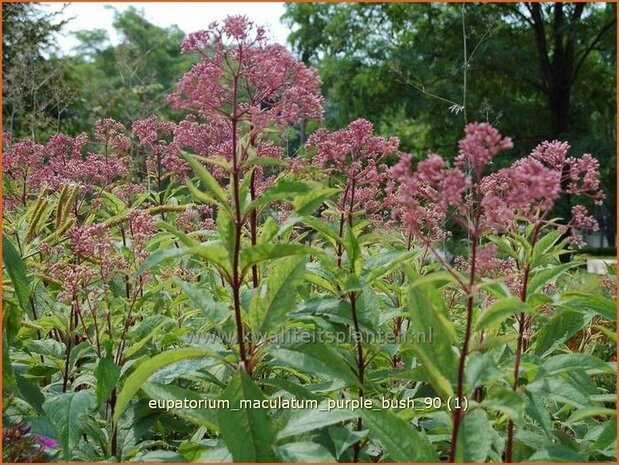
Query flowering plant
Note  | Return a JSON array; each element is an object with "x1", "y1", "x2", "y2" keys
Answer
[{"x1": 3, "y1": 16, "x2": 615, "y2": 465}]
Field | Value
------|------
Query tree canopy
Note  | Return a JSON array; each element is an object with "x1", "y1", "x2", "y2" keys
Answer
[{"x1": 283, "y1": 2, "x2": 616, "y2": 243}]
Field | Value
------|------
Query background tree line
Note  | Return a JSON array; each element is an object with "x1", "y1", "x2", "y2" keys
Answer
[{"x1": 3, "y1": 2, "x2": 616, "y2": 246}]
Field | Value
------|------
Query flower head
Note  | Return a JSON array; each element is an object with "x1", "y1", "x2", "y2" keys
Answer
[
  {"x1": 307, "y1": 118, "x2": 399, "y2": 220},
  {"x1": 455, "y1": 122, "x2": 513, "y2": 174},
  {"x1": 35, "y1": 435, "x2": 59, "y2": 449},
  {"x1": 170, "y1": 16, "x2": 323, "y2": 129}
]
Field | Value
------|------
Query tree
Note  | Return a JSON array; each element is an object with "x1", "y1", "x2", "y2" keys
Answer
[
  {"x1": 61, "y1": 7, "x2": 195, "y2": 135},
  {"x1": 2, "y1": 3, "x2": 72, "y2": 140},
  {"x1": 510, "y1": 3, "x2": 616, "y2": 137}
]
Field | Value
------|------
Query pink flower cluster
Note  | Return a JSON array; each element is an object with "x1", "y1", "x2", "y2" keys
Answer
[
  {"x1": 127, "y1": 210, "x2": 157, "y2": 256},
  {"x1": 3, "y1": 138, "x2": 44, "y2": 185},
  {"x1": 132, "y1": 115, "x2": 185, "y2": 178},
  {"x1": 307, "y1": 118, "x2": 400, "y2": 218},
  {"x1": 390, "y1": 123, "x2": 603, "y2": 244},
  {"x1": 115, "y1": 183, "x2": 145, "y2": 205},
  {"x1": 455, "y1": 122, "x2": 513, "y2": 174},
  {"x1": 170, "y1": 15, "x2": 323, "y2": 130},
  {"x1": 49, "y1": 263, "x2": 97, "y2": 303},
  {"x1": 173, "y1": 116, "x2": 231, "y2": 179},
  {"x1": 387, "y1": 153, "x2": 468, "y2": 241},
  {"x1": 175, "y1": 204, "x2": 215, "y2": 233},
  {"x1": 3, "y1": 119, "x2": 131, "y2": 206},
  {"x1": 455, "y1": 244, "x2": 523, "y2": 295},
  {"x1": 95, "y1": 118, "x2": 132, "y2": 155}
]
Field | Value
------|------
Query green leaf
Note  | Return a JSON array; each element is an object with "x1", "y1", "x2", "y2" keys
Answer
[
  {"x1": 527, "y1": 262, "x2": 580, "y2": 295},
  {"x1": 217, "y1": 369, "x2": 277, "y2": 462},
  {"x1": 344, "y1": 226, "x2": 362, "y2": 276},
  {"x1": 474, "y1": 297, "x2": 530, "y2": 331},
  {"x1": 190, "y1": 241, "x2": 232, "y2": 273},
  {"x1": 131, "y1": 450, "x2": 187, "y2": 462},
  {"x1": 561, "y1": 292, "x2": 617, "y2": 321},
  {"x1": 157, "y1": 221, "x2": 200, "y2": 248},
  {"x1": 184, "y1": 153, "x2": 229, "y2": 208},
  {"x1": 527, "y1": 444, "x2": 585, "y2": 462},
  {"x1": 174, "y1": 279, "x2": 229, "y2": 325},
  {"x1": 302, "y1": 215, "x2": 341, "y2": 245},
  {"x1": 247, "y1": 179, "x2": 312, "y2": 212},
  {"x1": 140, "y1": 242, "x2": 232, "y2": 276},
  {"x1": 137, "y1": 246, "x2": 191, "y2": 275},
  {"x1": 249, "y1": 256, "x2": 306, "y2": 335},
  {"x1": 592, "y1": 417, "x2": 617, "y2": 451},
  {"x1": 258, "y1": 216, "x2": 279, "y2": 245},
  {"x1": 359, "y1": 408, "x2": 438, "y2": 462},
  {"x1": 525, "y1": 391, "x2": 553, "y2": 438},
  {"x1": 123, "y1": 321, "x2": 173, "y2": 361},
  {"x1": 526, "y1": 374, "x2": 594, "y2": 409},
  {"x1": 2, "y1": 233, "x2": 31, "y2": 311},
  {"x1": 44, "y1": 390, "x2": 96, "y2": 460},
  {"x1": 530, "y1": 229, "x2": 566, "y2": 267},
  {"x1": 293, "y1": 186, "x2": 340, "y2": 216},
  {"x1": 540, "y1": 353, "x2": 613, "y2": 377},
  {"x1": 113, "y1": 348, "x2": 218, "y2": 423},
  {"x1": 483, "y1": 387, "x2": 525, "y2": 426},
  {"x1": 455, "y1": 408, "x2": 496, "y2": 462},
  {"x1": 532, "y1": 309, "x2": 589, "y2": 356},
  {"x1": 15, "y1": 374, "x2": 45, "y2": 415},
  {"x1": 567, "y1": 407, "x2": 617, "y2": 423},
  {"x1": 142, "y1": 382, "x2": 219, "y2": 430},
  {"x1": 259, "y1": 378, "x2": 320, "y2": 402},
  {"x1": 216, "y1": 209, "x2": 235, "y2": 255},
  {"x1": 186, "y1": 179, "x2": 220, "y2": 207},
  {"x1": 277, "y1": 442, "x2": 336, "y2": 462},
  {"x1": 277, "y1": 405, "x2": 358, "y2": 439},
  {"x1": 465, "y1": 352, "x2": 502, "y2": 389},
  {"x1": 269, "y1": 343, "x2": 359, "y2": 388},
  {"x1": 364, "y1": 250, "x2": 415, "y2": 284},
  {"x1": 328, "y1": 427, "x2": 369, "y2": 459},
  {"x1": 94, "y1": 354, "x2": 120, "y2": 407},
  {"x1": 277, "y1": 187, "x2": 340, "y2": 232},
  {"x1": 244, "y1": 156, "x2": 287, "y2": 167},
  {"x1": 407, "y1": 276, "x2": 456, "y2": 398},
  {"x1": 2, "y1": 337, "x2": 17, "y2": 391},
  {"x1": 240, "y1": 243, "x2": 316, "y2": 272}
]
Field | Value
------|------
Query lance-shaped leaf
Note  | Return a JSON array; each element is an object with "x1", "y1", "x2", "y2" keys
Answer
[
  {"x1": 246, "y1": 179, "x2": 313, "y2": 213},
  {"x1": 407, "y1": 276, "x2": 457, "y2": 398},
  {"x1": 360, "y1": 408, "x2": 437, "y2": 462},
  {"x1": 44, "y1": 391, "x2": 96, "y2": 460},
  {"x1": 113, "y1": 348, "x2": 222, "y2": 423},
  {"x1": 184, "y1": 152, "x2": 230, "y2": 211},
  {"x1": 240, "y1": 243, "x2": 318, "y2": 273},
  {"x1": 249, "y1": 256, "x2": 307, "y2": 335},
  {"x1": 218, "y1": 369, "x2": 277, "y2": 462},
  {"x1": 474, "y1": 296, "x2": 531, "y2": 331},
  {"x1": 2, "y1": 233, "x2": 30, "y2": 312},
  {"x1": 269, "y1": 343, "x2": 359, "y2": 388}
]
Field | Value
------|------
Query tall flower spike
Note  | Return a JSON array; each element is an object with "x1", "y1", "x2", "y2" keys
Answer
[
  {"x1": 455, "y1": 122, "x2": 513, "y2": 175},
  {"x1": 170, "y1": 15, "x2": 324, "y2": 130},
  {"x1": 306, "y1": 118, "x2": 400, "y2": 221},
  {"x1": 133, "y1": 115, "x2": 186, "y2": 178}
]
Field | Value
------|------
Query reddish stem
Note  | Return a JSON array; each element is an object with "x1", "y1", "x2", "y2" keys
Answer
[
  {"x1": 505, "y1": 221, "x2": 542, "y2": 462},
  {"x1": 449, "y1": 230, "x2": 478, "y2": 462},
  {"x1": 229, "y1": 73, "x2": 250, "y2": 374}
]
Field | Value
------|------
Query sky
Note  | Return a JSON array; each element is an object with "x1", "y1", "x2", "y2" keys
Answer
[{"x1": 41, "y1": 2, "x2": 291, "y2": 54}]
